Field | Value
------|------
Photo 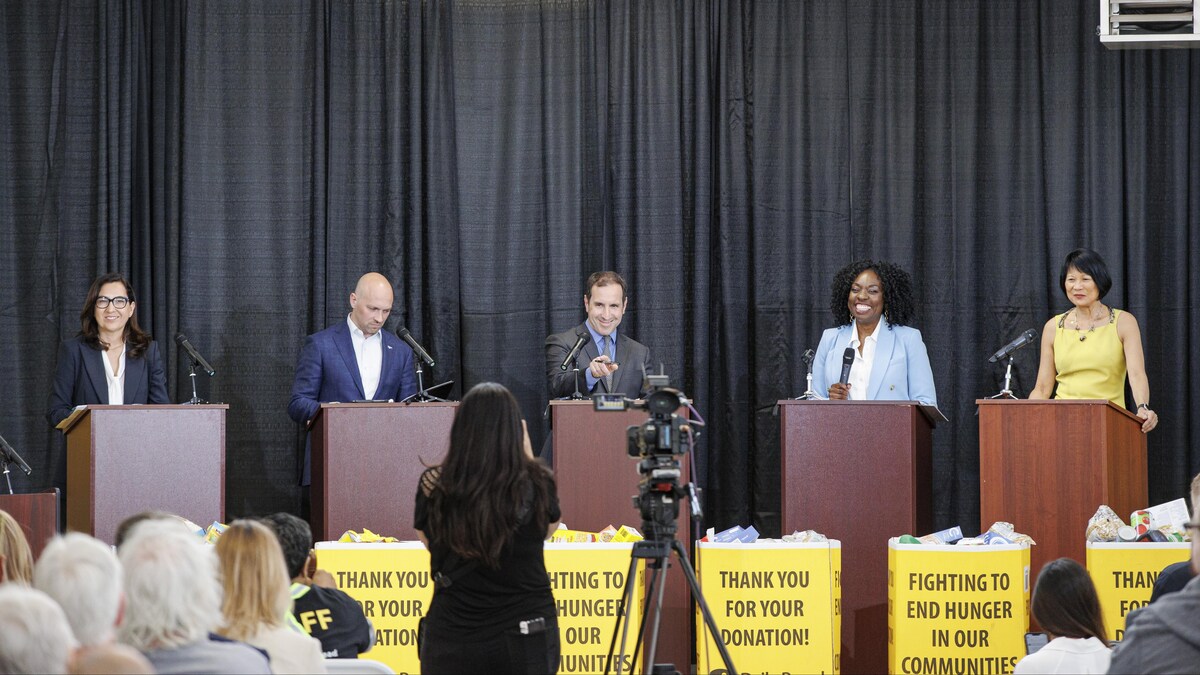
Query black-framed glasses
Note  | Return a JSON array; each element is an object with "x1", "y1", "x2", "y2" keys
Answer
[{"x1": 95, "y1": 296, "x2": 130, "y2": 309}]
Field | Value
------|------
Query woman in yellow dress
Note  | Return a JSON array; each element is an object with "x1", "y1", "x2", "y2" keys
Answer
[{"x1": 1029, "y1": 249, "x2": 1157, "y2": 432}]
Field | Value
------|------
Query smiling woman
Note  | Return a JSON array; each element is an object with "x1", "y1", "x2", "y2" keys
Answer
[
  {"x1": 1028, "y1": 249, "x2": 1157, "y2": 433},
  {"x1": 46, "y1": 273, "x2": 170, "y2": 427},
  {"x1": 810, "y1": 260, "x2": 937, "y2": 406}
]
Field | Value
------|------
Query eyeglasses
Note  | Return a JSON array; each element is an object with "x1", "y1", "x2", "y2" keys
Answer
[{"x1": 95, "y1": 296, "x2": 130, "y2": 309}]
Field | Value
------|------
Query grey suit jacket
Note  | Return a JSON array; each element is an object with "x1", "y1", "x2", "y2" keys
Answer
[{"x1": 544, "y1": 322, "x2": 652, "y2": 399}]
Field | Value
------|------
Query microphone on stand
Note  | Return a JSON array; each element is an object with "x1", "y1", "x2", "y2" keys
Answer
[
  {"x1": 397, "y1": 327, "x2": 436, "y2": 367},
  {"x1": 0, "y1": 434, "x2": 32, "y2": 476},
  {"x1": 559, "y1": 333, "x2": 589, "y2": 371},
  {"x1": 989, "y1": 329, "x2": 1039, "y2": 363},
  {"x1": 175, "y1": 333, "x2": 216, "y2": 376}
]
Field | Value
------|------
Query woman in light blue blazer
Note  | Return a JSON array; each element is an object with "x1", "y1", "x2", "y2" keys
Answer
[{"x1": 811, "y1": 260, "x2": 937, "y2": 406}]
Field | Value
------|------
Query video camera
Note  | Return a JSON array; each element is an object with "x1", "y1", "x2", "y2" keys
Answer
[
  {"x1": 592, "y1": 374, "x2": 694, "y2": 541},
  {"x1": 592, "y1": 374, "x2": 691, "y2": 457}
]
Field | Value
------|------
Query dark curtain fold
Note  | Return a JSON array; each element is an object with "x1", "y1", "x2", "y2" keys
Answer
[{"x1": 2, "y1": 0, "x2": 1198, "y2": 535}]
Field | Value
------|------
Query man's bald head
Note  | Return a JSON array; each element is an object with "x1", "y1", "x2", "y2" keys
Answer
[{"x1": 349, "y1": 273, "x2": 394, "y2": 336}]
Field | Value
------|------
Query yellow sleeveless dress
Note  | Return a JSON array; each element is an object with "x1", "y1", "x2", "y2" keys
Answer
[{"x1": 1052, "y1": 308, "x2": 1126, "y2": 408}]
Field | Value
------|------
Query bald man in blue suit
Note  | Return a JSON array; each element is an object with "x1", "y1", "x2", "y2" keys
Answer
[{"x1": 288, "y1": 273, "x2": 418, "y2": 485}]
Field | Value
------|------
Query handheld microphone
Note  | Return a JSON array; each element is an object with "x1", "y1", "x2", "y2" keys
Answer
[
  {"x1": 397, "y1": 327, "x2": 436, "y2": 367},
  {"x1": 0, "y1": 434, "x2": 32, "y2": 476},
  {"x1": 175, "y1": 333, "x2": 216, "y2": 376},
  {"x1": 989, "y1": 328, "x2": 1039, "y2": 363},
  {"x1": 838, "y1": 347, "x2": 855, "y2": 386},
  {"x1": 560, "y1": 333, "x2": 589, "y2": 371}
]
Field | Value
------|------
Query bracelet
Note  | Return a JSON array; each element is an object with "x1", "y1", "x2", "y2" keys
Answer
[{"x1": 1137, "y1": 403, "x2": 1151, "y2": 412}]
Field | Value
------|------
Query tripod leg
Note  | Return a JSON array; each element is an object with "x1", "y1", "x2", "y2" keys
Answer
[
  {"x1": 606, "y1": 552, "x2": 642, "y2": 675},
  {"x1": 642, "y1": 554, "x2": 672, "y2": 671},
  {"x1": 630, "y1": 559, "x2": 664, "y2": 672},
  {"x1": 671, "y1": 539, "x2": 739, "y2": 675}
]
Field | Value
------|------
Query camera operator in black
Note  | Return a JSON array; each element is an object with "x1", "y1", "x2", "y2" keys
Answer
[{"x1": 415, "y1": 382, "x2": 562, "y2": 674}]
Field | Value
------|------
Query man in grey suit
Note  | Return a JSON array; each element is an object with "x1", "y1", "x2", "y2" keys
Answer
[{"x1": 545, "y1": 271, "x2": 653, "y2": 400}]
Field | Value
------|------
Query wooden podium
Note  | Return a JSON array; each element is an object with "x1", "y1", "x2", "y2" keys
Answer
[
  {"x1": 548, "y1": 400, "x2": 691, "y2": 673},
  {"x1": 978, "y1": 399, "x2": 1147, "y2": 576},
  {"x1": 311, "y1": 402, "x2": 457, "y2": 542},
  {"x1": 59, "y1": 405, "x2": 227, "y2": 544},
  {"x1": 778, "y1": 400, "x2": 942, "y2": 675},
  {"x1": 0, "y1": 490, "x2": 59, "y2": 559}
]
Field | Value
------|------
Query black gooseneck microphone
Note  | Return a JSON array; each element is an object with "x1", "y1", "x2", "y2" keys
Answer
[
  {"x1": 838, "y1": 346, "x2": 855, "y2": 386},
  {"x1": 175, "y1": 333, "x2": 216, "y2": 376},
  {"x1": 0, "y1": 433, "x2": 32, "y2": 476},
  {"x1": 397, "y1": 327, "x2": 436, "y2": 367},
  {"x1": 989, "y1": 328, "x2": 1039, "y2": 363},
  {"x1": 559, "y1": 332, "x2": 589, "y2": 371}
]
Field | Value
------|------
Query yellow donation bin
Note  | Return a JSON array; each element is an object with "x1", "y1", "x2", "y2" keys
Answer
[
  {"x1": 1086, "y1": 541, "x2": 1190, "y2": 642},
  {"x1": 888, "y1": 539, "x2": 1030, "y2": 675},
  {"x1": 695, "y1": 540, "x2": 841, "y2": 674}
]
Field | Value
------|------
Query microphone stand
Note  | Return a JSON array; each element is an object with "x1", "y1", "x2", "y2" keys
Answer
[
  {"x1": 568, "y1": 367, "x2": 586, "y2": 400},
  {"x1": 988, "y1": 355, "x2": 1018, "y2": 399},
  {"x1": 185, "y1": 362, "x2": 208, "y2": 404},
  {"x1": 794, "y1": 355, "x2": 824, "y2": 400},
  {"x1": 2, "y1": 458, "x2": 12, "y2": 495},
  {"x1": 403, "y1": 360, "x2": 452, "y2": 403}
]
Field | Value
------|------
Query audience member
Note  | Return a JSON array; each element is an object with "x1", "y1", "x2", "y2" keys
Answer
[
  {"x1": 118, "y1": 520, "x2": 270, "y2": 674},
  {"x1": 1014, "y1": 558, "x2": 1109, "y2": 673},
  {"x1": 415, "y1": 382, "x2": 561, "y2": 674},
  {"x1": 0, "y1": 585, "x2": 79, "y2": 674},
  {"x1": 0, "y1": 509, "x2": 33, "y2": 585},
  {"x1": 259, "y1": 512, "x2": 374, "y2": 658},
  {"x1": 113, "y1": 509, "x2": 182, "y2": 549},
  {"x1": 1108, "y1": 511, "x2": 1200, "y2": 673},
  {"x1": 215, "y1": 520, "x2": 325, "y2": 674},
  {"x1": 34, "y1": 533, "x2": 123, "y2": 647},
  {"x1": 69, "y1": 643, "x2": 153, "y2": 675}
]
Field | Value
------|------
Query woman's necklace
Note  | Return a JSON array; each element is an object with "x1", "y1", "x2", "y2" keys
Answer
[{"x1": 1071, "y1": 307, "x2": 1107, "y2": 341}]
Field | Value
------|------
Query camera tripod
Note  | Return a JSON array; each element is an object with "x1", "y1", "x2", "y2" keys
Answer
[{"x1": 604, "y1": 492, "x2": 738, "y2": 675}]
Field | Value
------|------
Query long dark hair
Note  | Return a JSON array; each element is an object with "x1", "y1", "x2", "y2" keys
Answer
[
  {"x1": 1031, "y1": 558, "x2": 1107, "y2": 643},
  {"x1": 79, "y1": 273, "x2": 152, "y2": 358},
  {"x1": 424, "y1": 382, "x2": 556, "y2": 568},
  {"x1": 828, "y1": 259, "x2": 918, "y2": 328}
]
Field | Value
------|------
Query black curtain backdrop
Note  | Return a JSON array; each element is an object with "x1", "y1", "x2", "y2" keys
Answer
[{"x1": 2, "y1": 1, "x2": 1197, "y2": 536}]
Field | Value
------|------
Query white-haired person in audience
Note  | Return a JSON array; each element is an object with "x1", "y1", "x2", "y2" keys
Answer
[
  {"x1": 33, "y1": 533, "x2": 123, "y2": 647},
  {"x1": 117, "y1": 519, "x2": 270, "y2": 674},
  {"x1": 1108, "y1": 508, "x2": 1200, "y2": 672},
  {"x1": 0, "y1": 585, "x2": 78, "y2": 674},
  {"x1": 215, "y1": 519, "x2": 325, "y2": 674}
]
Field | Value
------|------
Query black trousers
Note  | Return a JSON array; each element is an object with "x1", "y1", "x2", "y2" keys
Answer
[{"x1": 419, "y1": 616, "x2": 560, "y2": 675}]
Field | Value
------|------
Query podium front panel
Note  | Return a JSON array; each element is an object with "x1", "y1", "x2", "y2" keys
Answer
[
  {"x1": 978, "y1": 399, "x2": 1147, "y2": 578},
  {"x1": 313, "y1": 402, "x2": 457, "y2": 542},
  {"x1": 66, "y1": 405, "x2": 226, "y2": 544},
  {"x1": 779, "y1": 400, "x2": 933, "y2": 675}
]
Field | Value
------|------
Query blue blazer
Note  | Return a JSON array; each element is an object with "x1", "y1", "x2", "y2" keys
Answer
[
  {"x1": 288, "y1": 320, "x2": 418, "y2": 485},
  {"x1": 47, "y1": 337, "x2": 170, "y2": 427},
  {"x1": 811, "y1": 319, "x2": 937, "y2": 406},
  {"x1": 287, "y1": 321, "x2": 418, "y2": 424}
]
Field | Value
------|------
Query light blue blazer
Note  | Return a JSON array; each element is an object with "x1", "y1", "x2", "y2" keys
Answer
[{"x1": 811, "y1": 318, "x2": 937, "y2": 406}]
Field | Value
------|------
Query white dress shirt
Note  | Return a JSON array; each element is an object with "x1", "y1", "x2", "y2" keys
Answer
[
  {"x1": 1013, "y1": 636, "x2": 1111, "y2": 674},
  {"x1": 347, "y1": 315, "x2": 383, "y2": 400},
  {"x1": 104, "y1": 346, "x2": 127, "y2": 405},
  {"x1": 846, "y1": 321, "x2": 879, "y2": 401}
]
